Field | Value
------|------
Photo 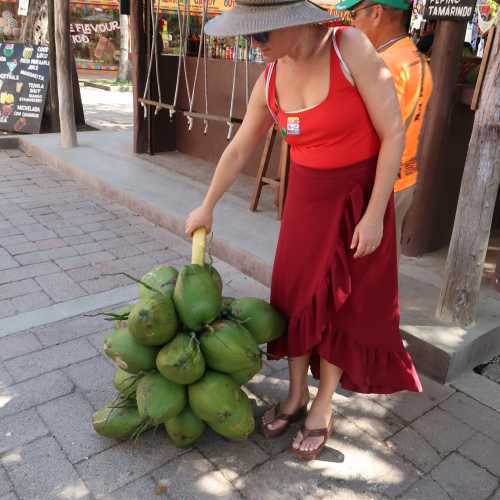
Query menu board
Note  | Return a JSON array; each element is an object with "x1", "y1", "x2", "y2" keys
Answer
[{"x1": 0, "y1": 43, "x2": 49, "y2": 134}]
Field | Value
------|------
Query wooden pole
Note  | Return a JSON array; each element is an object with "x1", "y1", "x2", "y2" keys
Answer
[
  {"x1": 402, "y1": 20, "x2": 467, "y2": 255},
  {"x1": 436, "y1": 22, "x2": 500, "y2": 326},
  {"x1": 118, "y1": 14, "x2": 130, "y2": 82},
  {"x1": 471, "y1": 26, "x2": 496, "y2": 110},
  {"x1": 47, "y1": 0, "x2": 60, "y2": 132},
  {"x1": 54, "y1": 0, "x2": 77, "y2": 148},
  {"x1": 70, "y1": 48, "x2": 86, "y2": 128}
]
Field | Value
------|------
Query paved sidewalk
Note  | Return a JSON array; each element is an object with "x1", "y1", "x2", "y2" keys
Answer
[{"x1": 1, "y1": 150, "x2": 500, "y2": 500}]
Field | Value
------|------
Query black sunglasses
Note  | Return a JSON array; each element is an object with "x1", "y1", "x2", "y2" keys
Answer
[{"x1": 243, "y1": 32, "x2": 270, "y2": 44}]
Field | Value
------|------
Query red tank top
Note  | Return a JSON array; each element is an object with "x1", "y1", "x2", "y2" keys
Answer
[{"x1": 265, "y1": 28, "x2": 380, "y2": 169}]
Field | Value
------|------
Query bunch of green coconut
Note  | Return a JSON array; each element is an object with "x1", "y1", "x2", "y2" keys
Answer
[{"x1": 92, "y1": 228, "x2": 286, "y2": 448}]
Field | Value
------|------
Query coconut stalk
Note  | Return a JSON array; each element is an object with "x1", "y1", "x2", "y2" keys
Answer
[{"x1": 192, "y1": 227, "x2": 207, "y2": 265}]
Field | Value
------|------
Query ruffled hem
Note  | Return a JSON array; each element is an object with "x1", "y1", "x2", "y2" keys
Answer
[
  {"x1": 268, "y1": 183, "x2": 422, "y2": 395},
  {"x1": 268, "y1": 286, "x2": 422, "y2": 394}
]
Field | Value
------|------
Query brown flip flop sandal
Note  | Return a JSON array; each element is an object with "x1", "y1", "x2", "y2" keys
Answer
[
  {"x1": 260, "y1": 403, "x2": 308, "y2": 439},
  {"x1": 290, "y1": 413, "x2": 335, "y2": 461}
]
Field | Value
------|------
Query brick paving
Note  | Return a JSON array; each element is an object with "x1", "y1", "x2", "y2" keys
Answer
[
  {"x1": 0, "y1": 151, "x2": 188, "y2": 320},
  {"x1": 0, "y1": 149, "x2": 500, "y2": 500}
]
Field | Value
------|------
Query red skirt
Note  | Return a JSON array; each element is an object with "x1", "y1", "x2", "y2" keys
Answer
[{"x1": 268, "y1": 158, "x2": 422, "y2": 394}]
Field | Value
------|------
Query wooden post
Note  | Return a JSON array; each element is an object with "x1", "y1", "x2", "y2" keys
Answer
[
  {"x1": 47, "y1": 0, "x2": 59, "y2": 132},
  {"x1": 471, "y1": 26, "x2": 496, "y2": 110},
  {"x1": 131, "y1": 0, "x2": 147, "y2": 153},
  {"x1": 21, "y1": 0, "x2": 43, "y2": 43},
  {"x1": 402, "y1": 21, "x2": 467, "y2": 255},
  {"x1": 436, "y1": 22, "x2": 500, "y2": 326},
  {"x1": 54, "y1": 0, "x2": 77, "y2": 148},
  {"x1": 118, "y1": 14, "x2": 131, "y2": 82},
  {"x1": 70, "y1": 48, "x2": 86, "y2": 128}
]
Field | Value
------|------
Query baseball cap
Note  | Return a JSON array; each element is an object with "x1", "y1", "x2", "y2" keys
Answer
[{"x1": 336, "y1": 0, "x2": 410, "y2": 11}]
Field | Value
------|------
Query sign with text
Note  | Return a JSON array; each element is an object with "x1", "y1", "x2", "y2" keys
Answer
[
  {"x1": 70, "y1": 21, "x2": 120, "y2": 45},
  {"x1": 424, "y1": 0, "x2": 478, "y2": 21},
  {"x1": 0, "y1": 43, "x2": 50, "y2": 134}
]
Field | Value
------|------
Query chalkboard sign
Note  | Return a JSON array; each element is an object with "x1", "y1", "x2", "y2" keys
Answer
[
  {"x1": 424, "y1": 0, "x2": 478, "y2": 21},
  {"x1": 0, "y1": 43, "x2": 49, "y2": 134}
]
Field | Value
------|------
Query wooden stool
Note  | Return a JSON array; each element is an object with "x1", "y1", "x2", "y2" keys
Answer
[{"x1": 250, "y1": 126, "x2": 290, "y2": 220}]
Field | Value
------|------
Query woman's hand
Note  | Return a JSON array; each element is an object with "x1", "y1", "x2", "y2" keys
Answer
[
  {"x1": 350, "y1": 213, "x2": 384, "y2": 258},
  {"x1": 185, "y1": 205, "x2": 213, "y2": 237}
]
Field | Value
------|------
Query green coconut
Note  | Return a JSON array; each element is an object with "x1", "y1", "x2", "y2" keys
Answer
[
  {"x1": 230, "y1": 359, "x2": 262, "y2": 385},
  {"x1": 136, "y1": 372, "x2": 186, "y2": 425},
  {"x1": 208, "y1": 390, "x2": 255, "y2": 440},
  {"x1": 173, "y1": 264, "x2": 222, "y2": 331},
  {"x1": 104, "y1": 328, "x2": 158, "y2": 373},
  {"x1": 188, "y1": 371, "x2": 242, "y2": 423},
  {"x1": 200, "y1": 320, "x2": 261, "y2": 374},
  {"x1": 165, "y1": 406, "x2": 205, "y2": 448},
  {"x1": 128, "y1": 294, "x2": 178, "y2": 346},
  {"x1": 205, "y1": 265, "x2": 223, "y2": 294},
  {"x1": 139, "y1": 265, "x2": 178, "y2": 300},
  {"x1": 113, "y1": 368, "x2": 143, "y2": 399},
  {"x1": 229, "y1": 298, "x2": 286, "y2": 344},
  {"x1": 156, "y1": 332, "x2": 205, "y2": 385},
  {"x1": 92, "y1": 403, "x2": 145, "y2": 439}
]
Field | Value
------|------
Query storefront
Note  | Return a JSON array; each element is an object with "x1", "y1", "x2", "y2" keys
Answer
[
  {"x1": 154, "y1": 0, "x2": 347, "y2": 58},
  {"x1": 70, "y1": 0, "x2": 121, "y2": 71},
  {"x1": 0, "y1": 0, "x2": 122, "y2": 70}
]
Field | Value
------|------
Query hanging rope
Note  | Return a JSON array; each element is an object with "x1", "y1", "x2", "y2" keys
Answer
[
  {"x1": 186, "y1": 0, "x2": 209, "y2": 131},
  {"x1": 177, "y1": 0, "x2": 193, "y2": 126},
  {"x1": 245, "y1": 37, "x2": 249, "y2": 107},
  {"x1": 202, "y1": 28, "x2": 209, "y2": 134},
  {"x1": 171, "y1": 0, "x2": 189, "y2": 122},
  {"x1": 143, "y1": 0, "x2": 162, "y2": 116},
  {"x1": 227, "y1": 37, "x2": 239, "y2": 141},
  {"x1": 153, "y1": 0, "x2": 162, "y2": 115}
]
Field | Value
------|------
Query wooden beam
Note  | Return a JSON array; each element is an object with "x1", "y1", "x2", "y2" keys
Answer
[
  {"x1": 250, "y1": 126, "x2": 277, "y2": 212},
  {"x1": 436, "y1": 23, "x2": 500, "y2": 325},
  {"x1": 54, "y1": 0, "x2": 77, "y2": 148},
  {"x1": 402, "y1": 20, "x2": 467, "y2": 255}
]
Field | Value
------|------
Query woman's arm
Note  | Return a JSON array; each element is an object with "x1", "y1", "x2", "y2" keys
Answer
[
  {"x1": 339, "y1": 27, "x2": 405, "y2": 258},
  {"x1": 185, "y1": 73, "x2": 274, "y2": 235}
]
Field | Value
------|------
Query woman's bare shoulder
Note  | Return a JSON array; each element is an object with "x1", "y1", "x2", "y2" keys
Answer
[
  {"x1": 338, "y1": 26, "x2": 373, "y2": 53},
  {"x1": 337, "y1": 26, "x2": 379, "y2": 69}
]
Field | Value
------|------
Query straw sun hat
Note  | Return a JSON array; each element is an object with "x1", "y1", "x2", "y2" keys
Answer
[{"x1": 204, "y1": 0, "x2": 336, "y2": 37}]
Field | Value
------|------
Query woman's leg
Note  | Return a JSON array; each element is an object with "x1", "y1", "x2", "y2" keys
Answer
[
  {"x1": 262, "y1": 353, "x2": 311, "y2": 431},
  {"x1": 292, "y1": 357, "x2": 342, "y2": 451}
]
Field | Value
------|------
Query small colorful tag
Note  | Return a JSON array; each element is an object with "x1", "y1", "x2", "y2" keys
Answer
[{"x1": 286, "y1": 116, "x2": 301, "y2": 136}]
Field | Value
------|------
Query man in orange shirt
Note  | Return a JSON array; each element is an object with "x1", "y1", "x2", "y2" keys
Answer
[{"x1": 337, "y1": 0, "x2": 433, "y2": 257}]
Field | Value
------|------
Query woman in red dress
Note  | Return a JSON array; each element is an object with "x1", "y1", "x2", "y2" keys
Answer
[{"x1": 186, "y1": 0, "x2": 422, "y2": 461}]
